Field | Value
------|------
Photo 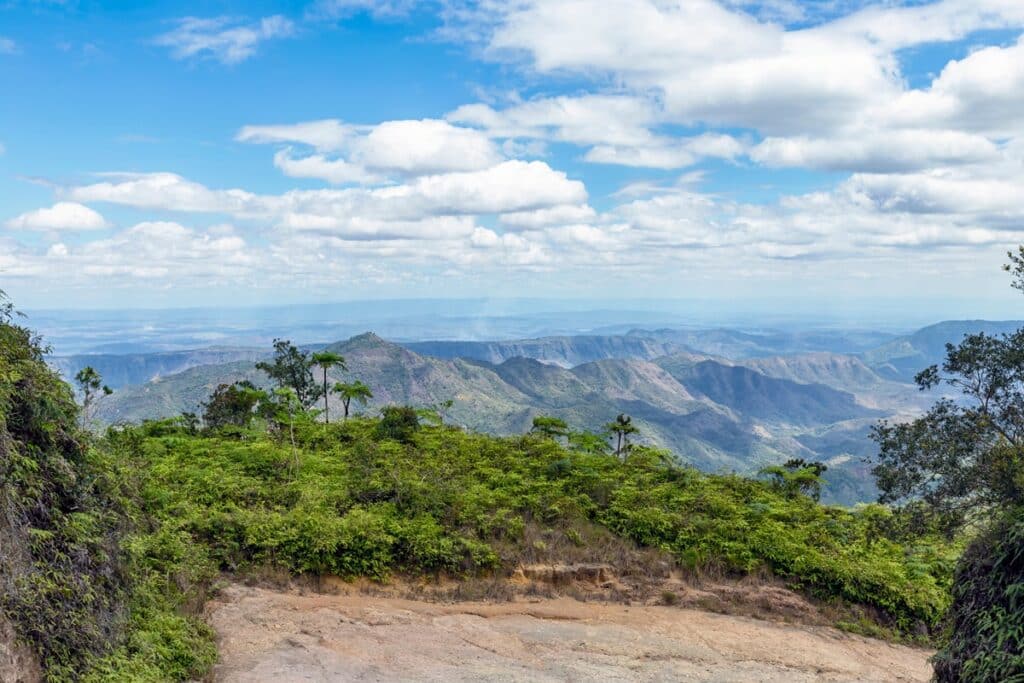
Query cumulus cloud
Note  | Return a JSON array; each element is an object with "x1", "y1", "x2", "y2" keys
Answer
[
  {"x1": 62, "y1": 160, "x2": 586, "y2": 238},
  {"x1": 6, "y1": 202, "x2": 109, "y2": 231},
  {"x1": 239, "y1": 118, "x2": 503, "y2": 181},
  {"x1": 154, "y1": 15, "x2": 294, "y2": 64}
]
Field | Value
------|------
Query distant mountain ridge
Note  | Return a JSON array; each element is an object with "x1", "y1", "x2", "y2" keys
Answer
[
  {"x1": 404, "y1": 335, "x2": 692, "y2": 367},
  {"x1": 861, "y1": 320, "x2": 1024, "y2": 381}
]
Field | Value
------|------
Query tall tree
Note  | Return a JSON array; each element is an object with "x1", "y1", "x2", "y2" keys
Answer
[
  {"x1": 872, "y1": 330, "x2": 1024, "y2": 534},
  {"x1": 760, "y1": 458, "x2": 828, "y2": 501},
  {"x1": 332, "y1": 380, "x2": 372, "y2": 420},
  {"x1": 74, "y1": 366, "x2": 111, "y2": 429},
  {"x1": 531, "y1": 415, "x2": 569, "y2": 440},
  {"x1": 604, "y1": 413, "x2": 638, "y2": 458},
  {"x1": 311, "y1": 351, "x2": 347, "y2": 424},
  {"x1": 201, "y1": 381, "x2": 267, "y2": 429},
  {"x1": 256, "y1": 339, "x2": 321, "y2": 409}
]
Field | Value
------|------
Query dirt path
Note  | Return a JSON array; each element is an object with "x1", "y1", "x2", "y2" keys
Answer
[{"x1": 207, "y1": 584, "x2": 933, "y2": 682}]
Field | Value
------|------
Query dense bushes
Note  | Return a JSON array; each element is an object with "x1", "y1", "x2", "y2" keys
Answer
[{"x1": 933, "y1": 509, "x2": 1024, "y2": 682}]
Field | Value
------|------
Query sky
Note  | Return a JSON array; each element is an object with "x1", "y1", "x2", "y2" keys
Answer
[{"x1": 2, "y1": 0, "x2": 1024, "y2": 317}]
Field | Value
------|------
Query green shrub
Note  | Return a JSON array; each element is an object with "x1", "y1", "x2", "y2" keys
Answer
[{"x1": 933, "y1": 509, "x2": 1024, "y2": 682}]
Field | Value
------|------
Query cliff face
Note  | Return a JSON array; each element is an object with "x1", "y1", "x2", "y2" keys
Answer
[{"x1": 0, "y1": 615, "x2": 41, "y2": 683}]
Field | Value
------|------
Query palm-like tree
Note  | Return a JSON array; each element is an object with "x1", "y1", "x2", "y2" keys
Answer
[
  {"x1": 333, "y1": 380, "x2": 373, "y2": 420},
  {"x1": 604, "y1": 413, "x2": 638, "y2": 458},
  {"x1": 312, "y1": 351, "x2": 347, "y2": 423}
]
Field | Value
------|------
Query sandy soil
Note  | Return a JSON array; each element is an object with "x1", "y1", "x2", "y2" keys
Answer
[{"x1": 207, "y1": 584, "x2": 933, "y2": 682}]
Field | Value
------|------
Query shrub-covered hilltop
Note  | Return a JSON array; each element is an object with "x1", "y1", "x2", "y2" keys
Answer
[{"x1": 1, "y1": 297, "x2": 958, "y2": 682}]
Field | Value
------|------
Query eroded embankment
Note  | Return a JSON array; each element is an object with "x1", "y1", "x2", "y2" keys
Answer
[{"x1": 206, "y1": 582, "x2": 933, "y2": 682}]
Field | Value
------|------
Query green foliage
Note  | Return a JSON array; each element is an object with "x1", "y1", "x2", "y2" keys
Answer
[
  {"x1": 760, "y1": 458, "x2": 829, "y2": 501},
  {"x1": 0, "y1": 294, "x2": 216, "y2": 682},
  {"x1": 74, "y1": 365, "x2": 111, "y2": 428},
  {"x1": 376, "y1": 405, "x2": 420, "y2": 443},
  {"x1": 0, "y1": 299, "x2": 131, "y2": 680},
  {"x1": 604, "y1": 413, "x2": 638, "y2": 457},
  {"x1": 873, "y1": 330, "x2": 1024, "y2": 535},
  {"x1": 94, "y1": 417, "x2": 955, "y2": 642},
  {"x1": 333, "y1": 380, "x2": 372, "y2": 420},
  {"x1": 201, "y1": 381, "x2": 268, "y2": 429},
  {"x1": 531, "y1": 415, "x2": 569, "y2": 439},
  {"x1": 256, "y1": 339, "x2": 322, "y2": 409},
  {"x1": 933, "y1": 509, "x2": 1024, "y2": 682}
]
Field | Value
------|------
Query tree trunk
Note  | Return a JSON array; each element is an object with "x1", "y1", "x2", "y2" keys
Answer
[{"x1": 322, "y1": 369, "x2": 330, "y2": 424}]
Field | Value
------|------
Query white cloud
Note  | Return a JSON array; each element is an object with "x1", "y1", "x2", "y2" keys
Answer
[
  {"x1": 881, "y1": 36, "x2": 1024, "y2": 137},
  {"x1": 237, "y1": 119, "x2": 353, "y2": 152},
  {"x1": 752, "y1": 129, "x2": 1001, "y2": 172},
  {"x1": 0, "y1": 37, "x2": 16, "y2": 55},
  {"x1": 273, "y1": 149, "x2": 383, "y2": 185},
  {"x1": 448, "y1": 95, "x2": 660, "y2": 147},
  {"x1": 500, "y1": 204, "x2": 596, "y2": 230},
  {"x1": 355, "y1": 119, "x2": 502, "y2": 174},
  {"x1": 6, "y1": 202, "x2": 109, "y2": 231},
  {"x1": 154, "y1": 15, "x2": 294, "y2": 64},
  {"x1": 239, "y1": 117, "x2": 504, "y2": 179},
  {"x1": 67, "y1": 173, "x2": 257, "y2": 213},
  {"x1": 63, "y1": 161, "x2": 586, "y2": 237}
]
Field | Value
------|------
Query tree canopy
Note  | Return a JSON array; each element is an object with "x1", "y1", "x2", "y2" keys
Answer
[{"x1": 256, "y1": 339, "x2": 322, "y2": 409}]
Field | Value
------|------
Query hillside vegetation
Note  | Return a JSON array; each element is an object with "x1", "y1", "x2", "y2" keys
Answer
[{"x1": 96, "y1": 333, "x2": 905, "y2": 504}]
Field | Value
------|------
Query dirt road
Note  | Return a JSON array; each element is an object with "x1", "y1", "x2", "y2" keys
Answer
[{"x1": 207, "y1": 584, "x2": 933, "y2": 682}]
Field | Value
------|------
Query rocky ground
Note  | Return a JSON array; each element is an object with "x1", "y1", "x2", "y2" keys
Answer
[{"x1": 206, "y1": 583, "x2": 933, "y2": 682}]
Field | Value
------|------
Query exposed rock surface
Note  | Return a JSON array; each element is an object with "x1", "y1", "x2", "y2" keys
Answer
[
  {"x1": 208, "y1": 584, "x2": 933, "y2": 682},
  {"x1": 0, "y1": 615, "x2": 41, "y2": 683}
]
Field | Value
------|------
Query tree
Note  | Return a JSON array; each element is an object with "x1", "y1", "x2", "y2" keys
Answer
[
  {"x1": 273, "y1": 387, "x2": 302, "y2": 473},
  {"x1": 871, "y1": 330, "x2": 1024, "y2": 535},
  {"x1": 568, "y1": 430, "x2": 611, "y2": 455},
  {"x1": 531, "y1": 415, "x2": 569, "y2": 440},
  {"x1": 760, "y1": 458, "x2": 828, "y2": 501},
  {"x1": 256, "y1": 339, "x2": 321, "y2": 409},
  {"x1": 604, "y1": 413, "x2": 638, "y2": 458},
  {"x1": 201, "y1": 381, "x2": 267, "y2": 429},
  {"x1": 376, "y1": 405, "x2": 419, "y2": 443},
  {"x1": 179, "y1": 411, "x2": 200, "y2": 435},
  {"x1": 74, "y1": 366, "x2": 111, "y2": 429},
  {"x1": 332, "y1": 380, "x2": 372, "y2": 420},
  {"x1": 311, "y1": 351, "x2": 346, "y2": 424}
]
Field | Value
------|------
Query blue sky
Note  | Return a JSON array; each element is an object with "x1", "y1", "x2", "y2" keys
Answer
[{"x1": 2, "y1": 0, "x2": 1024, "y2": 317}]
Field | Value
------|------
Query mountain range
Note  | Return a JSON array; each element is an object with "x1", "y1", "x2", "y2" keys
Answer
[{"x1": 56, "y1": 319, "x2": 1023, "y2": 505}]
